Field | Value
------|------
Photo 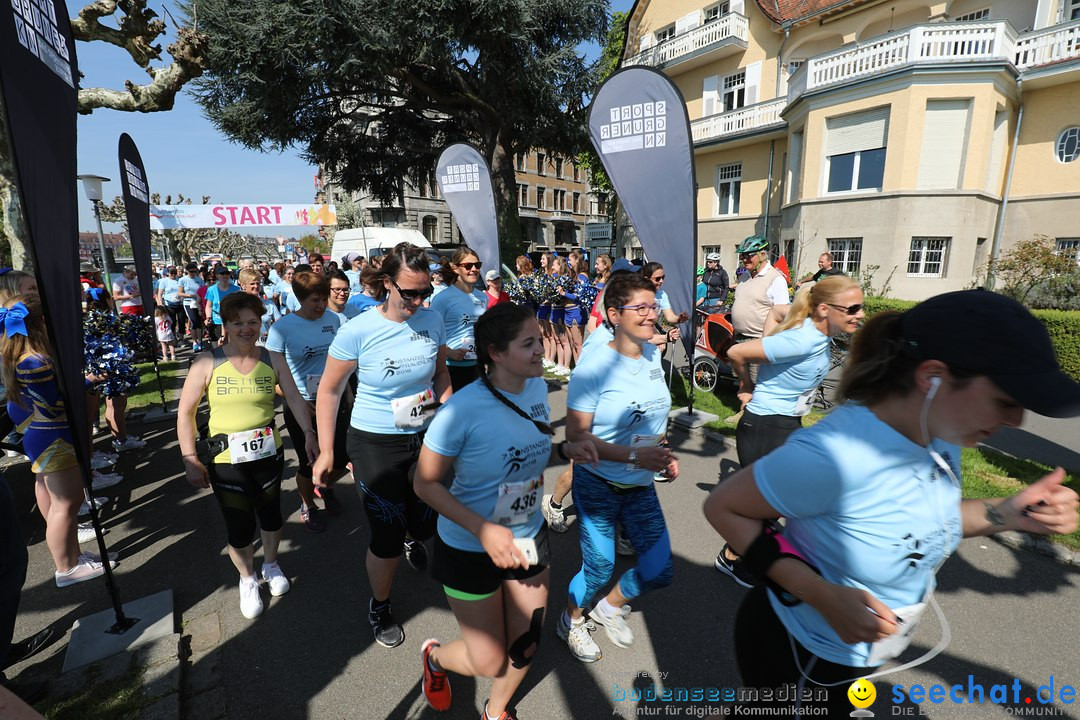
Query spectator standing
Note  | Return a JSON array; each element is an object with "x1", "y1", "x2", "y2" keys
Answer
[
  {"x1": 700, "y1": 253, "x2": 730, "y2": 312},
  {"x1": 112, "y1": 266, "x2": 143, "y2": 316}
]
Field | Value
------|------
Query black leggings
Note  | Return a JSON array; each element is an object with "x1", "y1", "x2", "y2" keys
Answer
[
  {"x1": 208, "y1": 453, "x2": 285, "y2": 548},
  {"x1": 735, "y1": 585, "x2": 865, "y2": 716},
  {"x1": 166, "y1": 303, "x2": 186, "y2": 339},
  {"x1": 347, "y1": 427, "x2": 435, "y2": 558},
  {"x1": 184, "y1": 305, "x2": 204, "y2": 332},
  {"x1": 735, "y1": 410, "x2": 802, "y2": 467}
]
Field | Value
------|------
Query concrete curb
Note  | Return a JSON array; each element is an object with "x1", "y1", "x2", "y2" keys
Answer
[{"x1": 991, "y1": 530, "x2": 1079, "y2": 567}]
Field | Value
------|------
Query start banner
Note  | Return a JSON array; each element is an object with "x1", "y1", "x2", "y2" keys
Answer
[{"x1": 149, "y1": 203, "x2": 337, "y2": 230}]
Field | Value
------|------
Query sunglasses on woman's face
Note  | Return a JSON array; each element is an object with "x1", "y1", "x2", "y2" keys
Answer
[
  {"x1": 827, "y1": 303, "x2": 864, "y2": 315},
  {"x1": 391, "y1": 278, "x2": 434, "y2": 302},
  {"x1": 457, "y1": 262, "x2": 482, "y2": 271}
]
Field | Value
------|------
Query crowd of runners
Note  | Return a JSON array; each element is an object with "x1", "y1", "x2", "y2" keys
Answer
[{"x1": 1, "y1": 238, "x2": 1078, "y2": 719}]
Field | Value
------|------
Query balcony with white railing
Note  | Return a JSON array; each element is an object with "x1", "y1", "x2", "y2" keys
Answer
[
  {"x1": 626, "y1": 13, "x2": 749, "y2": 71},
  {"x1": 788, "y1": 21, "x2": 1018, "y2": 104},
  {"x1": 1016, "y1": 18, "x2": 1080, "y2": 70},
  {"x1": 691, "y1": 97, "x2": 787, "y2": 145}
]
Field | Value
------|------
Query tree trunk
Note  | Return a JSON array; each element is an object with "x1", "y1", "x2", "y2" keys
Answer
[
  {"x1": 0, "y1": 97, "x2": 31, "y2": 271},
  {"x1": 489, "y1": 129, "x2": 525, "y2": 265}
]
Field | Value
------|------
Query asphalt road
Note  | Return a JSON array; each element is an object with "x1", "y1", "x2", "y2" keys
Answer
[{"x1": 6, "y1": 375, "x2": 1080, "y2": 720}]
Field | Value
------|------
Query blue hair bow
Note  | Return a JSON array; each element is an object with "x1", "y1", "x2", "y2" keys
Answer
[
  {"x1": 87, "y1": 287, "x2": 105, "y2": 301},
  {"x1": 0, "y1": 302, "x2": 29, "y2": 338}
]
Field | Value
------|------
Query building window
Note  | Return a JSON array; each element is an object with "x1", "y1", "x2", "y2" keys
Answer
[
  {"x1": 655, "y1": 24, "x2": 676, "y2": 43},
  {"x1": 787, "y1": 59, "x2": 803, "y2": 76},
  {"x1": 516, "y1": 153, "x2": 527, "y2": 172},
  {"x1": 716, "y1": 163, "x2": 741, "y2": 216},
  {"x1": 827, "y1": 238, "x2": 863, "y2": 274},
  {"x1": 1071, "y1": 0, "x2": 1080, "y2": 20},
  {"x1": 1056, "y1": 238, "x2": 1080, "y2": 264},
  {"x1": 536, "y1": 153, "x2": 546, "y2": 176},
  {"x1": 1056, "y1": 127, "x2": 1080, "y2": 163},
  {"x1": 954, "y1": 8, "x2": 990, "y2": 21},
  {"x1": 702, "y1": 245, "x2": 722, "y2": 263},
  {"x1": 704, "y1": 2, "x2": 730, "y2": 22},
  {"x1": 573, "y1": 164, "x2": 580, "y2": 182},
  {"x1": 554, "y1": 157, "x2": 564, "y2": 179},
  {"x1": 422, "y1": 216, "x2": 438, "y2": 243},
  {"x1": 630, "y1": 246, "x2": 646, "y2": 261},
  {"x1": 573, "y1": 192, "x2": 581, "y2": 213},
  {"x1": 908, "y1": 237, "x2": 950, "y2": 277},
  {"x1": 596, "y1": 195, "x2": 608, "y2": 215},
  {"x1": 537, "y1": 186, "x2": 546, "y2": 209},
  {"x1": 518, "y1": 183, "x2": 529, "y2": 207},
  {"x1": 827, "y1": 149, "x2": 886, "y2": 193},
  {"x1": 553, "y1": 189, "x2": 566, "y2": 211},
  {"x1": 722, "y1": 70, "x2": 745, "y2": 112}
]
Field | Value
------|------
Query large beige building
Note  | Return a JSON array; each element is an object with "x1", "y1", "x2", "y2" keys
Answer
[{"x1": 622, "y1": 0, "x2": 1080, "y2": 299}]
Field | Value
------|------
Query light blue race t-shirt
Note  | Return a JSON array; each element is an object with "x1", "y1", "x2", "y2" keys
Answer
[
  {"x1": 259, "y1": 299, "x2": 280, "y2": 344},
  {"x1": 285, "y1": 292, "x2": 302, "y2": 313},
  {"x1": 347, "y1": 293, "x2": 380, "y2": 313},
  {"x1": 425, "y1": 376, "x2": 551, "y2": 552},
  {"x1": 328, "y1": 306, "x2": 446, "y2": 434},
  {"x1": 178, "y1": 275, "x2": 204, "y2": 308},
  {"x1": 204, "y1": 283, "x2": 239, "y2": 324},
  {"x1": 747, "y1": 318, "x2": 831, "y2": 417},
  {"x1": 344, "y1": 269, "x2": 362, "y2": 293},
  {"x1": 274, "y1": 281, "x2": 293, "y2": 312},
  {"x1": 429, "y1": 284, "x2": 488, "y2": 367},
  {"x1": 567, "y1": 341, "x2": 670, "y2": 486},
  {"x1": 157, "y1": 277, "x2": 180, "y2": 304},
  {"x1": 655, "y1": 287, "x2": 672, "y2": 311},
  {"x1": 754, "y1": 403, "x2": 963, "y2": 667},
  {"x1": 577, "y1": 323, "x2": 613, "y2": 365},
  {"x1": 332, "y1": 303, "x2": 361, "y2": 322},
  {"x1": 265, "y1": 311, "x2": 343, "y2": 401}
]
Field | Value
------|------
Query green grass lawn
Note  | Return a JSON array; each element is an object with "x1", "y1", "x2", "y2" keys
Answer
[
  {"x1": 671, "y1": 379, "x2": 1080, "y2": 550},
  {"x1": 125, "y1": 360, "x2": 183, "y2": 412}
]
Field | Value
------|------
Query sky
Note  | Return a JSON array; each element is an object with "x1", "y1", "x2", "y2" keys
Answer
[{"x1": 76, "y1": 0, "x2": 635, "y2": 239}]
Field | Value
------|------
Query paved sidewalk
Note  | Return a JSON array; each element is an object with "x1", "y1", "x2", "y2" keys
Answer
[{"x1": 5, "y1": 370, "x2": 1080, "y2": 719}]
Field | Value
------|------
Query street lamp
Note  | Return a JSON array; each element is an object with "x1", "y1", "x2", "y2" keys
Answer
[{"x1": 77, "y1": 174, "x2": 112, "y2": 288}]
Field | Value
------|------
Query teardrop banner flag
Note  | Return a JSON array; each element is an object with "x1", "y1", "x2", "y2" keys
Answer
[
  {"x1": 0, "y1": 0, "x2": 136, "y2": 632},
  {"x1": 435, "y1": 144, "x2": 500, "y2": 276},
  {"x1": 587, "y1": 67, "x2": 697, "y2": 356},
  {"x1": 119, "y1": 133, "x2": 155, "y2": 314}
]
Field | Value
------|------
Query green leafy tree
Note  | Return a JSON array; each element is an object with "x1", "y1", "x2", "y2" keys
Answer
[
  {"x1": 187, "y1": 0, "x2": 608, "y2": 261},
  {"x1": 297, "y1": 233, "x2": 329, "y2": 256},
  {"x1": 987, "y1": 235, "x2": 1080, "y2": 308}
]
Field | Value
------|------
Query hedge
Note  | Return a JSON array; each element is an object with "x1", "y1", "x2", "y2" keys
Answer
[{"x1": 863, "y1": 296, "x2": 1080, "y2": 381}]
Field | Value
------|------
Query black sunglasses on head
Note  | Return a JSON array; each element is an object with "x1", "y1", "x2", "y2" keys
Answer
[{"x1": 391, "y1": 278, "x2": 434, "y2": 301}]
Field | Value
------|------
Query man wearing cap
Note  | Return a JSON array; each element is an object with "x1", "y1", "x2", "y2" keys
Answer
[
  {"x1": 731, "y1": 236, "x2": 789, "y2": 342},
  {"x1": 700, "y1": 253, "x2": 730, "y2": 313},
  {"x1": 342, "y1": 252, "x2": 364, "y2": 293},
  {"x1": 112, "y1": 265, "x2": 143, "y2": 316},
  {"x1": 483, "y1": 269, "x2": 510, "y2": 309}
]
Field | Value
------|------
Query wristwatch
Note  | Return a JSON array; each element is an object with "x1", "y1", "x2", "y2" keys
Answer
[{"x1": 627, "y1": 449, "x2": 639, "y2": 468}]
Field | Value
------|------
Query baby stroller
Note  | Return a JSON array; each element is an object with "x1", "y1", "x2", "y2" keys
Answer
[{"x1": 691, "y1": 306, "x2": 735, "y2": 393}]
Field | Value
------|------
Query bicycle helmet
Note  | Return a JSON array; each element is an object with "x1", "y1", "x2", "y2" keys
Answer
[
  {"x1": 735, "y1": 235, "x2": 769, "y2": 254},
  {"x1": 705, "y1": 252, "x2": 721, "y2": 262}
]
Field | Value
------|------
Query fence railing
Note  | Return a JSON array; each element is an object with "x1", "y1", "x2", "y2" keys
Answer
[
  {"x1": 626, "y1": 12, "x2": 749, "y2": 67},
  {"x1": 691, "y1": 97, "x2": 787, "y2": 144},
  {"x1": 1015, "y1": 18, "x2": 1080, "y2": 69}
]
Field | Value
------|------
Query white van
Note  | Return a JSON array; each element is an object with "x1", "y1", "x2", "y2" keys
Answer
[{"x1": 329, "y1": 227, "x2": 432, "y2": 265}]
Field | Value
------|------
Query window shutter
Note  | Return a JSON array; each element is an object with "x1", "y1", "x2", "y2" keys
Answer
[
  {"x1": 744, "y1": 62, "x2": 761, "y2": 105},
  {"x1": 731, "y1": 0, "x2": 745, "y2": 14},
  {"x1": 825, "y1": 107, "x2": 891, "y2": 156},
  {"x1": 916, "y1": 100, "x2": 971, "y2": 190},
  {"x1": 675, "y1": 11, "x2": 700, "y2": 35},
  {"x1": 985, "y1": 110, "x2": 1008, "y2": 193},
  {"x1": 639, "y1": 32, "x2": 654, "y2": 52},
  {"x1": 703, "y1": 75, "x2": 719, "y2": 116}
]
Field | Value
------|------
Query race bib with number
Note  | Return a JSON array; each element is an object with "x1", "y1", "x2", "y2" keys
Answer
[
  {"x1": 459, "y1": 335, "x2": 477, "y2": 361},
  {"x1": 793, "y1": 387, "x2": 816, "y2": 416},
  {"x1": 228, "y1": 426, "x2": 277, "y2": 464},
  {"x1": 866, "y1": 597, "x2": 929, "y2": 665},
  {"x1": 491, "y1": 476, "x2": 542, "y2": 526},
  {"x1": 390, "y1": 387, "x2": 437, "y2": 429},
  {"x1": 305, "y1": 374, "x2": 322, "y2": 399}
]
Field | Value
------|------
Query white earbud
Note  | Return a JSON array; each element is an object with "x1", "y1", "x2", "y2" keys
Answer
[{"x1": 927, "y1": 376, "x2": 942, "y2": 400}]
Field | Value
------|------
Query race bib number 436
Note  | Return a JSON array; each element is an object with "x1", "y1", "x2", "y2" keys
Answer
[{"x1": 491, "y1": 476, "x2": 542, "y2": 526}]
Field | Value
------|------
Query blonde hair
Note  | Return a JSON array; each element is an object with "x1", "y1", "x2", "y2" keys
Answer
[
  {"x1": 770, "y1": 275, "x2": 860, "y2": 335},
  {"x1": 0, "y1": 271, "x2": 33, "y2": 304},
  {"x1": 154, "y1": 305, "x2": 170, "y2": 318},
  {"x1": 237, "y1": 268, "x2": 260, "y2": 288},
  {"x1": 0, "y1": 295, "x2": 53, "y2": 410}
]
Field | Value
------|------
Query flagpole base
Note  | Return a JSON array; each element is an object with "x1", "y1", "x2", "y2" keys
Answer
[
  {"x1": 63, "y1": 589, "x2": 174, "y2": 673},
  {"x1": 669, "y1": 407, "x2": 719, "y2": 430}
]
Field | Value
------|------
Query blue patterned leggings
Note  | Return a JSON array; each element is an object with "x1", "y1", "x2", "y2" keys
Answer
[{"x1": 567, "y1": 465, "x2": 673, "y2": 609}]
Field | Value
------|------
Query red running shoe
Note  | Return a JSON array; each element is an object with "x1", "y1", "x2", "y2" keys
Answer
[{"x1": 421, "y1": 638, "x2": 451, "y2": 711}]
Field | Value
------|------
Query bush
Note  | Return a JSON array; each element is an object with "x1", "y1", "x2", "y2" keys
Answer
[{"x1": 863, "y1": 296, "x2": 1080, "y2": 381}]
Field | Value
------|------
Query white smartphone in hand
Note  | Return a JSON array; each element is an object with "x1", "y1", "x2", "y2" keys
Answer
[{"x1": 512, "y1": 538, "x2": 539, "y2": 566}]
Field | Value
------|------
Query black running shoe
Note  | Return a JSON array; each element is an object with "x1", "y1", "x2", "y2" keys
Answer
[
  {"x1": 403, "y1": 539, "x2": 428, "y2": 571},
  {"x1": 368, "y1": 599, "x2": 405, "y2": 648},
  {"x1": 714, "y1": 544, "x2": 756, "y2": 589}
]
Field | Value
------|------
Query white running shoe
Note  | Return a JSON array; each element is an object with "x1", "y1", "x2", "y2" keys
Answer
[
  {"x1": 77, "y1": 522, "x2": 97, "y2": 544},
  {"x1": 590, "y1": 604, "x2": 634, "y2": 648},
  {"x1": 55, "y1": 556, "x2": 108, "y2": 587},
  {"x1": 260, "y1": 562, "x2": 291, "y2": 597},
  {"x1": 541, "y1": 494, "x2": 569, "y2": 533},
  {"x1": 111, "y1": 435, "x2": 146, "y2": 452},
  {"x1": 239, "y1": 578, "x2": 264, "y2": 619},
  {"x1": 556, "y1": 613, "x2": 601, "y2": 663},
  {"x1": 78, "y1": 496, "x2": 110, "y2": 517},
  {"x1": 91, "y1": 471, "x2": 123, "y2": 491},
  {"x1": 542, "y1": 358, "x2": 555, "y2": 369}
]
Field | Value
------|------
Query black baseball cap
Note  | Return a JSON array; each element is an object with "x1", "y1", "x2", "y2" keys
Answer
[
  {"x1": 215, "y1": 265, "x2": 232, "y2": 275},
  {"x1": 900, "y1": 290, "x2": 1080, "y2": 418}
]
